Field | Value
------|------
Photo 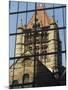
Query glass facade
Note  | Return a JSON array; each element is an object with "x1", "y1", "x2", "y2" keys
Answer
[{"x1": 9, "y1": 1, "x2": 66, "y2": 88}]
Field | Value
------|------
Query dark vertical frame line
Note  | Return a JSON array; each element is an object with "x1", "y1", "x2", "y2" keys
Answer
[
  {"x1": 25, "y1": 2, "x2": 28, "y2": 28},
  {"x1": 53, "y1": 4, "x2": 55, "y2": 19},
  {"x1": 33, "y1": 2, "x2": 37, "y2": 87},
  {"x1": 23, "y1": 2, "x2": 28, "y2": 85},
  {"x1": 62, "y1": 7, "x2": 66, "y2": 64},
  {"x1": 53, "y1": 4, "x2": 57, "y2": 72},
  {"x1": 9, "y1": 1, "x2": 11, "y2": 13},
  {"x1": 62, "y1": 7, "x2": 66, "y2": 50},
  {"x1": 12, "y1": 1, "x2": 19, "y2": 83},
  {"x1": 44, "y1": 3, "x2": 45, "y2": 27},
  {"x1": 9, "y1": 0, "x2": 11, "y2": 85}
]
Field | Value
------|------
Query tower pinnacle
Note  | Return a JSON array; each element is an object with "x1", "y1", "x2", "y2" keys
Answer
[
  {"x1": 37, "y1": 3, "x2": 44, "y2": 9},
  {"x1": 20, "y1": 16, "x2": 23, "y2": 25}
]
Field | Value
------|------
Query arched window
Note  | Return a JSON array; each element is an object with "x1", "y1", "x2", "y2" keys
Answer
[
  {"x1": 23, "y1": 74, "x2": 31, "y2": 88},
  {"x1": 23, "y1": 74, "x2": 29, "y2": 84},
  {"x1": 12, "y1": 80, "x2": 19, "y2": 89}
]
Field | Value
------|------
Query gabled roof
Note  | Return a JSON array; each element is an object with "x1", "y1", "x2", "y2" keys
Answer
[
  {"x1": 24, "y1": 50, "x2": 32, "y2": 55},
  {"x1": 27, "y1": 4, "x2": 52, "y2": 29},
  {"x1": 9, "y1": 50, "x2": 32, "y2": 69}
]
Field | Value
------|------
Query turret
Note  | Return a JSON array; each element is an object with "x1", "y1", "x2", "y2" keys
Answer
[
  {"x1": 15, "y1": 18, "x2": 25, "y2": 57},
  {"x1": 46, "y1": 18, "x2": 61, "y2": 75}
]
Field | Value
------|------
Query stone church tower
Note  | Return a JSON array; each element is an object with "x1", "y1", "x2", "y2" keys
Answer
[{"x1": 9, "y1": 4, "x2": 62, "y2": 88}]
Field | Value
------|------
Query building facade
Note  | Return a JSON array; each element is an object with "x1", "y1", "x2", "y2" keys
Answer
[{"x1": 9, "y1": 4, "x2": 65, "y2": 88}]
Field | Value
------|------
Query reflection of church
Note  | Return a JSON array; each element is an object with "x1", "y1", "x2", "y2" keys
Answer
[{"x1": 9, "y1": 4, "x2": 66, "y2": 88}]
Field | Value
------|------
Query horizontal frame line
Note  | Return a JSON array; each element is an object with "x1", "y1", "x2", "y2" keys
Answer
[
  {"x1": 9, "y1": 6, "x2": 66, "y2": 15},
  {"x1": 9, "y1": 26, "x2": 66, "y2": 36},
  {"x1": 9, "y1": 50, "x2": 66, "y2": 60}
]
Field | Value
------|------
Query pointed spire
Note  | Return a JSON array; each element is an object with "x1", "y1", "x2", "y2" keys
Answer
[
  {"x1": 57, "y1": 20, "x2": 58, "y2": 24},
  {"x1": 17, "y1": 16, "x2": 24, "y2": 30},
  {"x1": 20, "y1": 16, "x2": 23, "y2": 25},
  {"x1": 27, "y1": 3, "x2": 51, "y2": 28}
]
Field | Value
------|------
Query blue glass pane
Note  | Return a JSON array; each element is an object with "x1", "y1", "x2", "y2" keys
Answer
[
  {"x1": 27, "y1": 12, "x2": 34, "y2": 24},
  {"x1": 45, "y1": 3, "x2": 53, "y2": 8},
  {"x1": 46, "y1": 9, "x2": 53, "y2": 17},
  {"x1": 55, "y1": 8, "x2": 63, "y2": 27},
  {"x1": 62, "y1": 53, "x2": 66, "y2": 67},
  {"x1": 18, "y1": 13, "x2": 26, "y2": 25},
  {"x1": 9, "y1": 36, "x2": 16, "y2": 57},
  {"x1": 10, "y1": 1, "x2": 18, "y2": 12},
  {"x1": 19, "y1": 2, "x2": 26, "y2": 11},
  {"x1": 9, "y1": 15, "x2": 17, "y2": 33},
  {"x1": 54, "y1": 4, "x2": 65, "y2": 7},
  {"x1": 59, "y1": 29, "x2": 66, "y2": 51},
  {"x1": 28, "y1": 2, "x2": 35, "y2": 10}
]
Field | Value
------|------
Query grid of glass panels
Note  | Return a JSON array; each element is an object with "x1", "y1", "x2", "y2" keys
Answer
[{"x1": 9, "y1": 1, "x2": 66, "y2": 88}]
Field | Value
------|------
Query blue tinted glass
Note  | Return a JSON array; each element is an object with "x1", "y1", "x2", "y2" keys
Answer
[
  {"x1": 19, "y1": 2, "x2": 26, "y2": 11},
  {"x1": 10, "y1": 1, "x2": 18, "y2": 12}
]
